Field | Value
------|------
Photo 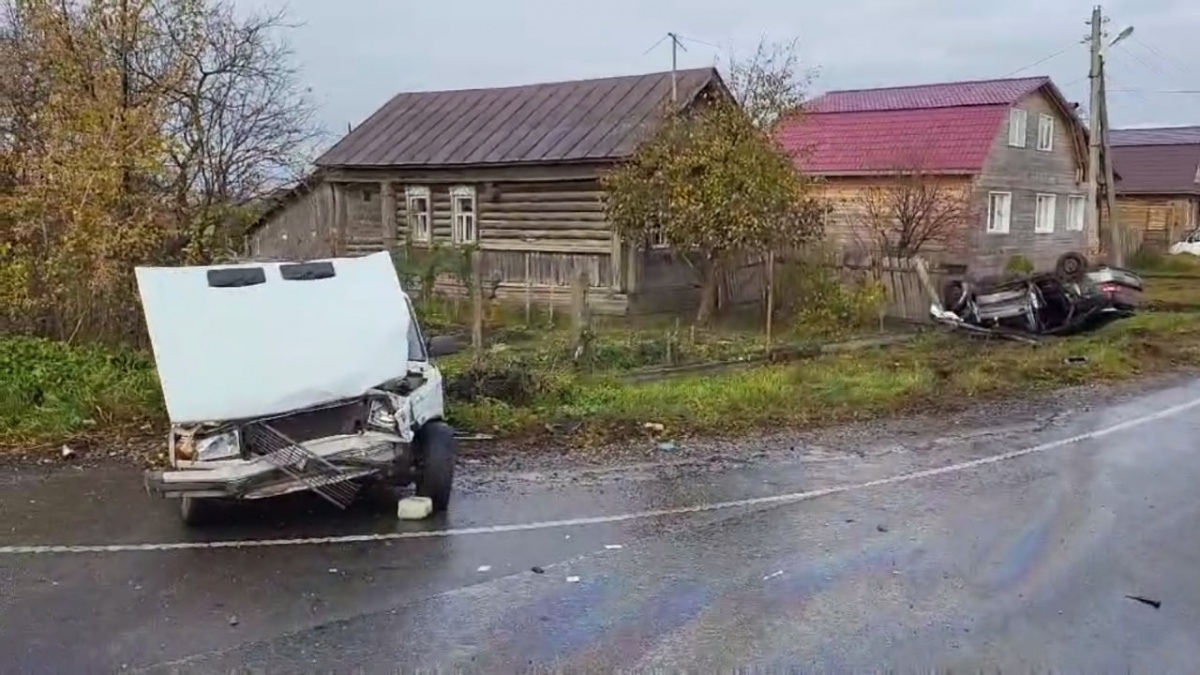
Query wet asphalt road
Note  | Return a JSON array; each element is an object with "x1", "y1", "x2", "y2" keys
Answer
[{"x1": 2, "y1": 381, "x2": 1200, "y2": 672}]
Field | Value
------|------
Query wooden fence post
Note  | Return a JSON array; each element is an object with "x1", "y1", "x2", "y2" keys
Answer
[
  {"x1": 570, "y1": 268, "x2": 591, "y2": 364},
  {"x1": 470, "y1": 248, "x2": 484, "y2": 359},
  {"x1": 524, "y1": 252, "x2": 533, "y2": 325},
  {"x1": 913, "y1": 257, "x2": 941, "y2": 313},
  {"x1": 765, "y1": 250, "x2": 775, "y2": 347}
]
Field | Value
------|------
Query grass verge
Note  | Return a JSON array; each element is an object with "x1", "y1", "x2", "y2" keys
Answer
[
  {"x1": 446, "y1": 312, "x2": 1200, "y2": 441},
  {"x1": 4, "y1": 312, "x2": 1200, "y2": 452}
]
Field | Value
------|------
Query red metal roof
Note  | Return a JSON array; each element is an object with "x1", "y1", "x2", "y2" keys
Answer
[
  {"x1": 808, "y1": 77, "x2": 1049, "y2": 113},
  {"x1": 775, "y1": 76, "x2": 1054, "y2": 174},
  {"x1": 316, "y1": 68, "x2": 720, "y2": 168}
]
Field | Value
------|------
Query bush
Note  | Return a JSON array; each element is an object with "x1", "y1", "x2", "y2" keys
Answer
[
  {"x1": 1005, "y1": 255, "x2": 1034, "y2": 274},
  {"x1": 777, "y1": 252, "x2": 886, "y2": 340},
  {"x1": 0, "y1": 336, "x2": 162, "y2": 442}
]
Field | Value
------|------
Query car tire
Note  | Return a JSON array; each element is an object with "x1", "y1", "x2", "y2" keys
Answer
[
  {"x1": 179, "y1": 496, "x2": 216, "y2": 527},
  {"x1": 414, "y1": 420, "x2": 457, "y2": 512},
  {"x1": 1056, "y1": 251, "x2": 1088, "y2": 281}
]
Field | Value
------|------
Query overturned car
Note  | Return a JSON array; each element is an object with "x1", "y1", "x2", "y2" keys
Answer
[
  {"x1": 932, "y1": 252, "x2": 1144, "y2": 339},
  {"x1": 136, "y1": 251, "x2": 460, "y2": 526}
]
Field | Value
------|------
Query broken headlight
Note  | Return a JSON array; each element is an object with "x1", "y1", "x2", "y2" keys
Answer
[
  {"x1": 193, "y1": 430, "x2": 241, "y2": 461},
  {"x1": 368, "y1": 400, "x2": 397, "y2": 431}
]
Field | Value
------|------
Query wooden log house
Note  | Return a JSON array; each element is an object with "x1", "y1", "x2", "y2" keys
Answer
[{"x1": 246, "y1": 68, "x2": 728, "y2": 315}]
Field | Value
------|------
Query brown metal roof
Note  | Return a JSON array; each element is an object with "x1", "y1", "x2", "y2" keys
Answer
[
  {"x1": 1111, "y1": 142, "x2": 1200, "y2": 196},
  {"x1": 1111, "y1": 126, "x2": 1200, "y2": 147},
  {"x1": 316, "y1": 68, "x2": 721, "y2": 168}
]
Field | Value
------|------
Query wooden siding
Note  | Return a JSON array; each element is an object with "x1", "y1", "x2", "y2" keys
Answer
[
  {"x1": 248, "y1": 163, "x2": 642, "y2": 314},
  {"x1": 818, "y1": 175, "x2": 975, "y2": 266},
  {"x1": 969, "y1": 90, "x2": 1089, "y2": 275},
  {"x1": 247, "y1": 183, "x2": 337, "y2": 259},
  {"x1": 1114, "y1": 195, "x2": 1199, "y2": 253}
]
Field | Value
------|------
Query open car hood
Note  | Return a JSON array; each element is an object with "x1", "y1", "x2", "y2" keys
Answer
[{"x1": 135, "y1": 251, "x2": 411, "y2": 424}]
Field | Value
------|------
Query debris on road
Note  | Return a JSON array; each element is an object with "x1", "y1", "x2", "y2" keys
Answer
[
  {"x1": 877, "y1": 524, "x2": 889, "y2": 533},
  {"x1": 1125, "y1": 594, "x2": 1162, "y2": 609},
  {"x1": 566, "y1": 576, "x2": 580, "y2": 583},
  {"x1": 454, "y1": 432, "x2": 495, "y2": 442},
  {"x1": 531, "y1": 566, "x2": 546, "y2": 574},
  {"x1": 763, "y1": 570, "x2": 784, "y2": 581},
  {"x1": 228, "y1": 615, "x2": 239, "y2": 626},
  {"x1": 60, "y1": 445, "x2": 75, "y2": 460},
  {"x1": 397, "y1": 496, "x2": 433, "y2": 520},
  {"x1": 604, "y1": 544, "x2": 623, "y2": 550},
  {"x1": 656, "y1": 440, "x2": 679, "y2": 453},
  {"x1": 932, "y1": 253, "x2": 1143, "y2": 342},
  {"x1": 477, "y1": 565, "x2": 491, "y2": 572}
]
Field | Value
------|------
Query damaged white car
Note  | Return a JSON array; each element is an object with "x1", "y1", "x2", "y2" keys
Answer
[{"x1": 136, "y1": 251, "x2": 460, "y2": 526}]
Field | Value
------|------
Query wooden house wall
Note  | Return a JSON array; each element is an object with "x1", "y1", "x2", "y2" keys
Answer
[
  {"x1": 969, "y1": 89, "x2": 1090, "y2": 275},
  {"x1": 246, "y1": 182, "x2": 337, "y2": 259},
  {"x1": 1114, "y1": 195, "x2": 1198, "y2": 253},
  {"x1": 250, "y1": 163, "x2": 635, "y2": 314}
]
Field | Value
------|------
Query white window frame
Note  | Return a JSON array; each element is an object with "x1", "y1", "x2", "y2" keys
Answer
[
  {"x1": 405, "y1": 186, "x2": 432, "y2": 243},
  {"x1": 987, "y1": 191, "x2": 1012, "y2": 234},
  {"x1": 450, "y1": 185, "x2": 477, "y2": 244},
  {"x1": 1037, "y1": 114, "x2": 1054, "y2": 151},
  {"x1": 1008, "y1": 108, "x2": 1027, "y2": 148},
  {"x1": 1035, "y1": 193, "x2": 1057, "y2": 233},
  {"x1": 1066, "y1": 195, "x2": 1086, "y2": 232}
]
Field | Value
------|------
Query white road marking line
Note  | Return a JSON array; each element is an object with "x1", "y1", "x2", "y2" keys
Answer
[{"x1": 2, "y1": 395, "x2": 1197, "y2": 556}]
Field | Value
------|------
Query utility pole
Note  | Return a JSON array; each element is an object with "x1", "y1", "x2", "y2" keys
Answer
[
  {"x1": 1099, "y1": 65, "x2": 1122, "y2": 265},
  {"x1": 667, "y1": 32, "x2": 685, "y2": 104},
  {"x1": 1085, "y1": 5, "x2": 1103, "y2": 255},
  {"x1": 1085, "y1": 6, "x2": 1134, "y2": 265}
]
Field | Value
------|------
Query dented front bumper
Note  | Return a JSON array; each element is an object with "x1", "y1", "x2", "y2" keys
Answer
[{"x1": 144, "y1": 431, "x2": 407, "y2": 501}]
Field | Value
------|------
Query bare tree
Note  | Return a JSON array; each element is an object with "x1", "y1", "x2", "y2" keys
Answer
[
  {"x1": 854, "y1": 165, "x2": 971, "y2": 259},
  {"x1": 725, "y1": 37, "x2": 817, "y2": 129},
  {"x1": 138, "y1": 0, "x2": 326, "y2": 259}
]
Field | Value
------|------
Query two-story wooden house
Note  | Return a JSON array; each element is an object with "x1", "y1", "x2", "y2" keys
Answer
[{"x1": 775, "y1": 76, "x2": 1096, "y2": 276}]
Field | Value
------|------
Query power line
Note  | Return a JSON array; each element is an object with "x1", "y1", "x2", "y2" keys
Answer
[
  {"x1": 1113, "y1": 41, "x2": 1172, "y2": 80},
  {"x1": 1129, "y1": 35, "x2": 1197, "y2": 82},
  {"x1": 1109, "y1": 89, "x2": 1200, "y2": 94},
  {"x1": 673, "y1": 33, "x2": 723, "y2": 51},
  {"x1": 1003, "y1": 45, "x2": 1074, "y2": 78}
]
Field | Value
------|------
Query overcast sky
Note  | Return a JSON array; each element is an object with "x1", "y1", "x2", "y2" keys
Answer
[{"x1": 243, "y1": 0, "x2": 1200, "y2": 139}]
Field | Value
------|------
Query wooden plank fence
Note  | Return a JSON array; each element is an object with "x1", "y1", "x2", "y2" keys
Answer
[{"x1": 723, "y1": 253, "x2": 946, "y2": 324}]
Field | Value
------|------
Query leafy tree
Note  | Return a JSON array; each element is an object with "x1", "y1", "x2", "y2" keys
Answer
[
  {"x1": 602, "y1": 40, "x2": 825, "y2": 324},
  {"x1": 0, "y1": 0, "x2": 182, "y2": 342},
  {"x1": 0, "y1": 0, "x2": 321, "y2": 343}
]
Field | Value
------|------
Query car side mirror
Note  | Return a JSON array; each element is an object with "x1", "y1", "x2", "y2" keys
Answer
[{"x1": 426, "y1": 335, "x2": 463, "y2": 358}]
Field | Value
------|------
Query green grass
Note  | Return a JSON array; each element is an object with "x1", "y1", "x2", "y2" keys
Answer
[
  {"x1": 448, "y1": 312, "x2": 1200, "y2": 441},
  {"x1": 0, "y1": 336, "x2": 163, "y2": 443},
  {"x1": 5, "y1": 312, "x2": 1200, "y2": 451}
]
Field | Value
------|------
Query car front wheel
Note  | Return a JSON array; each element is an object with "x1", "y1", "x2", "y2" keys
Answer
[{"x1": 414, "y1": 420, "x2": 457, "y2": 512}]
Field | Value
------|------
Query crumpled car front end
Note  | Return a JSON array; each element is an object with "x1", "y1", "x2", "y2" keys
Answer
[
  {"x1": 145, "y1": 385, "x2": 431, "y2": 506},
  {"x1": 135, "y1": 251, "x2": 445, "y2": 510}
]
